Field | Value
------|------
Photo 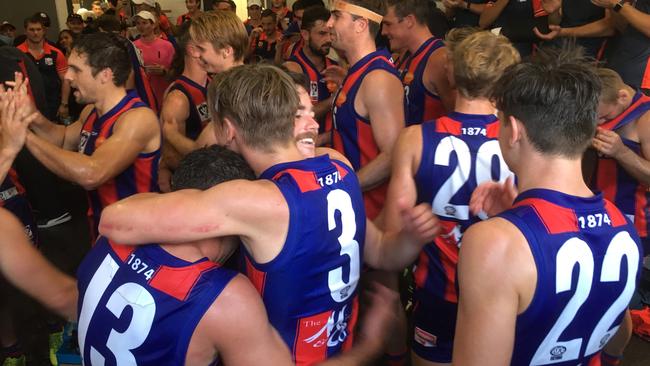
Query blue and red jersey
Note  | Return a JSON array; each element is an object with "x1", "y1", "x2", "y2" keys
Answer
[
  {"x1": 244, "y1": 155, "x2": 366, "y2": 365},
  {"x1": 79, "y1": 91, "x2": 160, "y2": 233},
  {"x1": 289, "y1": 49, "x2": 337, "y2": 134},
  {"x1": 592, "y1": 92, "x2": 650, "y2": 238},
  {"x1": 331, "y1": 48, "x2": 400, "y2": 219},
  {"x1": 413, "y1": 112, "x2": 512, "y2": 304},
  {"x1": 499, "y1": 189, "x2": 642, "y2": 366},
  {"x1": 168, "y1": 75, "x2": 211, "y2": 140},
  {"x1": 126, "y1": 40, "x2": 159, "y2": 114},
  {"x1": 1, "y1": 169, "x2": 37, "y2": 244},
  {"x1": 400, "y1": 37, "x2": 447, "y2": 126},
  {"x1": 76, "y1": 236, "x2": 236, "y2": 365}
]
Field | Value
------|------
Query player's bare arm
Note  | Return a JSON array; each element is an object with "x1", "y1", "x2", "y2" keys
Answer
[
  {"x1": 355, "y1": 70, "x2": 405, "y2": 191},
  {"x1": 189, "y1": 274, "x2": 293, "y2": 365},
  {"x1": 593, "y1": 112, "x2": 650, "y2": 185},
  {"x1": 424, "y1": 47, "x2": 456, "y2": 113},
  {"x1": 0, "y1": 208, "x2": 78, "y2": 321},
  {"x1": 25, "y1": 107, "x2": 160, "y2": 190},
  {"x1": 283, "y1": 60, "x2": 303, "y2": 74},
  {"x1": 453, "y1": 218, "x2": 536, "y2": 366},
  {"x1": 383, "y1": 126, "x2": 423, "y2": 231},
  {"x1": 161, "y1": 89, "x2": 196, "y2": 160},
  {"x1": 99, "y1": 179, "x2": 289, "y2": 263},
  {"x1": 479, "y1": 0, "x2": 510, "y2": 29}
]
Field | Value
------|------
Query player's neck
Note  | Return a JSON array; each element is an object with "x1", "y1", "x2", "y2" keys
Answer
[
  {"x1": 183, "y1": 59, "x2": 208, "y2": 85},
  {"x1": 407, "y1": 27, "x2": 433, "y2": 54},
  {"x1": 27, "y1": 39, "x2": 44, "y2": 51},
  {"x1": 241, "y1": 143, "x2": 306, "y2": 176},
  {"x1": 345, "y1": 40, "x2": 376, "y2": 67},
  {"x1": 454, "y1": 96, "x2": 495, "y2": 115},
  {"x1": 303, "y1": 46, "x2": 325, "y2": 69},
  {"x1": 515, "y1": 154, "x2": 592, "y2": 198},
  {"x1": 94, "y1": 87, "x2": 128, "y2": 117}
]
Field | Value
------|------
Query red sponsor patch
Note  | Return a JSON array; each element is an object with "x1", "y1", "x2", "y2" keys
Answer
[{"x1": 414, "y1": 326, "x2": 437, "y2": 348}]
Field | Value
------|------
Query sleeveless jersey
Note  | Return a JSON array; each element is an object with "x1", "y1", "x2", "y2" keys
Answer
[
  {"x1": 79, "y1": 91, "x2": 160, "y2": 233},
  {"x1": 331, "y1": 48, "x2": 399, "y2": 219},
  {"x1": 400, "y1": 37, "x2": 446, "y2": 126},
  {"x1": 413, "y1": 112, "x2": 512, "y2": 303},
  {"x1": 499, "y1": 189, "x2": 642, "y2": 366},
  {"x1": 168, "y1": 76, "x2": 211, "y2": 140},
  {"x1": 592, "y1": 92, "x2": 650, "y2": 238},
  {"x1": 1, "y1": 169, "x2": 37, "y2": 244},
  {"x1": 244, "y1": 155, "x2": 366, "y2": 365},
  {"x1": 289, "y1": 49, "x2": 337, "y2": 134},
  {"x1": 77, "y1": 236, "x2": 236, "y2": 365}
]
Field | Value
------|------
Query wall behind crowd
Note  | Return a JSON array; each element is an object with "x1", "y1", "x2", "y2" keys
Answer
[{"x1": 2, "y1": 0, "x2": 62, "y2": 40}]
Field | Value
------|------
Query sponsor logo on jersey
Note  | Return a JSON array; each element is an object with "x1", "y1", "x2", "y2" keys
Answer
[{"x1": 414, "y1": 326, "x2": 437, "y2": 348}]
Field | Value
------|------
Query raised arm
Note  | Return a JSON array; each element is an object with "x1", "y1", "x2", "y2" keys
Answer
[
  {"x1": 0, "y1": 208, "x2": 77, "y2": 321},
  {"x1": 356, "y1": 70, "x2": 405, "y2": 191},
  {"x1": 593, "y1": 113, "x2": 650, "y2": 186},
  {"x1": 25, "y1": 107, "x2": 160, "y2": 190},
  {"x1": 592, "y1": 0, "x2": 650, "y2": 38}
]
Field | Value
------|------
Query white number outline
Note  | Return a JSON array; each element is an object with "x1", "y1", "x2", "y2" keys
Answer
[
  {"x1": 530, "y1": 232, "x2": 639, "y2": 365},
  {"x1": 432, "y1": 137, "x2": 511, "y2": 220},
  {"x1": 78, "y1": 254, "x2": 157, "y2": 365},
  {"x1": 327, "y1": 189, "x2": 361, "y2": 303}
]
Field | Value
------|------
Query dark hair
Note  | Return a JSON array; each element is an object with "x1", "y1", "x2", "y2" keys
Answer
[
  {"x1": 56, "y1": 29, "x2": 75, "y2": 52},
  {"x1": 285, "y1": 70, "x2": 309, "y2": 90},
  {"x1": 293, "y1": 0, "x2": 325, "y2": 12},
  {"x1": 213, "y1": 0, "x2": 235, "y2": 11},
  {"x1": 96, "y1": 14, "x2": 122, "y2": 33},
  {"x1": 171, "y1": 145, "x2": 255, "y2": 191},
  {"x1": 208, "y1": 64, "x2": 298, "y2": 152},
  {"x1": 492, "y1": 46, "x2": 601, "y2": 157},
  {"x1": 301, "y1": 6, "x2": 330, "y2": 30},
  {"x1": 72, "y1": 32, "x2": 131, "y2": 87},
  {"x1": 170, "y1": 20, "x2": 192, "y2": 79},
  {"x1": 347, "y1": 0, "x2": 385, "y2": 37},
  {"x1": 261, "y1": 9, "x2": 277, "y2": 21},
  {"x1": 24, "y1": 14, "x2": 46, "y2": 29},
  {"x1": 386, "y1": 0, "x2": 428, "y2": 25}
]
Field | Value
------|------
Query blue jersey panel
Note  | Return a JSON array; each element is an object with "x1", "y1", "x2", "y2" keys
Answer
[
  {"x1": 500, "y1": 189, "x2": 643, "y2": 366},
  {"x1": 76, "y1": 236, "x2": 236, "y2": 365}
]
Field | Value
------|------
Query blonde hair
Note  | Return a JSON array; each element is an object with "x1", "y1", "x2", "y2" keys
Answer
[
  {"x1": 444, "y1": 27, "x2": 480, "y2": 55},
  {"x1": 189, "y1": 11, "x2": 248, "y2": 62},
  {"x1": 208, "y1": 65, "x2": 299, "y2": 152},
  {"x1": 596, "y1": 68, "x2": 625, "y2": 104},
  {"x1": 453, "y1": 31, "x2": 520, "y2": 99}
]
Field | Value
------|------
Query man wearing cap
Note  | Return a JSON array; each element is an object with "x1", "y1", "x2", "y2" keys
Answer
[
  {"x1": 17, "y1": 13, "x2": 70, "y2": 122},
  {"x1": 132, "y1": 0, "x2": 172, "y2": 37},
  {"x1": 0, "y1": 22, "x2": 15, "y2": 46},
  {"x1": 133, "y1": 10, "x2": 175, "y2": 108},
  {"x1": 245, "y1": 0, "x2": 264, "y2": 35},
  {"x1": 66, "y1": 14, "x2": 85, "y2": 36}
]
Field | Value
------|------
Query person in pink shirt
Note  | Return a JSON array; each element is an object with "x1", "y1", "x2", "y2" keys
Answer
[{"x1": 133, "y1": 10, "x2": 175, "y2": 107}]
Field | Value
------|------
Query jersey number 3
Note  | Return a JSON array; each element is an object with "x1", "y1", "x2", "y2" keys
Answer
[{"x1": 327, "y1": 189, "x2": 361, "y2": 303}]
